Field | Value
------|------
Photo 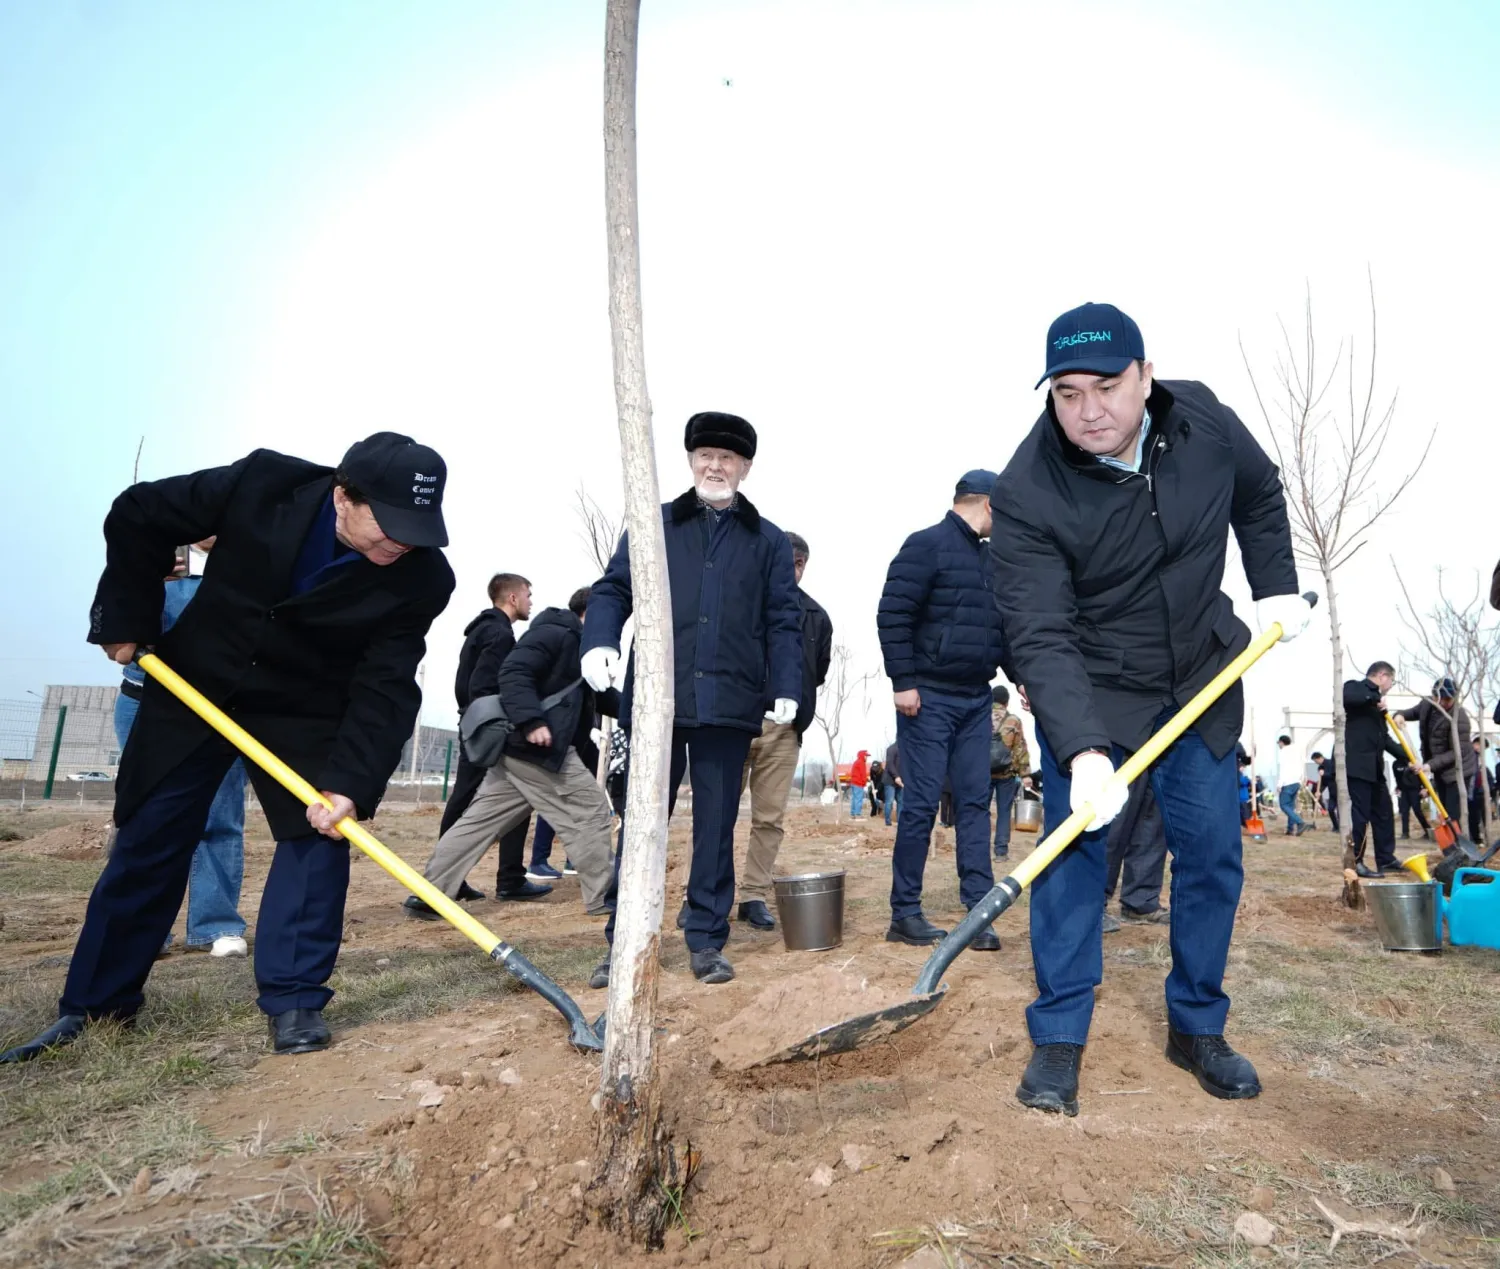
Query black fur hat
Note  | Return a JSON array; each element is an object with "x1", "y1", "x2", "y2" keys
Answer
[{"x1": 683, "y1": 411, "x2": 756, "y2": 460}]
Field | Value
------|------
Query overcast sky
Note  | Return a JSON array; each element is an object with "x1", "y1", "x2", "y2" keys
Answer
[{"x1": 3, "y1": 0, "x2": 1497, "y2": 771}]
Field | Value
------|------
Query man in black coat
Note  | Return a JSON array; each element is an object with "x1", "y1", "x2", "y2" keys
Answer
[
  {"x1": 990, "y1": 303, "x2": 1308, "y2": 1116},
  {"x1": 412, "y1": 589, "x2": 616, "y2": 921},
  {"x1": 735, "y1": 531, "x2": 834, "y2": 930},
  {"x1": 582, "y1": 412, "x2": 802, "y2": 986},
  {"x1": 2, "y1": 434, "x2": 454, "y2": 1064},
  {"x1": 407, "y1": 570, "x2": 550, "y2": 911},
  {"x1": 877, "y1": 470, "x2": 1009, "y2": 950},
  {"x1": 1342, "y1": 660, "x2": 1405, "y2": 876}
]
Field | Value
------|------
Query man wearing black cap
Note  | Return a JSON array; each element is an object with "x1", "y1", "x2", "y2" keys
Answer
[
  {"x1": 582, "y1": 412, "x2": 801, "y2": 986},
  {"x1": 1, "y1": 434, "x2": 454, "y2": 1064},
  {"x1": 991, "y1": 303, "x2": 1306, "y2": 1115},
  {"x1": 876, "y1": 471, "x2": 1009, "y2": 950}
]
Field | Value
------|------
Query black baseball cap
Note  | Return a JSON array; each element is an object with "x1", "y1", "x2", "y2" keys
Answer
[
  {"x1": 339, "y1": 432, "x2": 449, "y2": 548},
  {"x1": 1035, "y1": 302, "x2": 1146, "y2": 389},
  {"x1": 955, "y1": 468, "x2": 999, "y2": 498}
]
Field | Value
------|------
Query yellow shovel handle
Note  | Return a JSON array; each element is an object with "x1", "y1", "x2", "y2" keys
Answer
[
  {"x1": 1384, "y1": 711, "x2": 1450, "y2": 820},
  {"x1": 137, "y1": 651, "x2": 504, "y2": 958},
  {"x1": 1006, "y1": 622, "x2": 1286, "y2": 891}
]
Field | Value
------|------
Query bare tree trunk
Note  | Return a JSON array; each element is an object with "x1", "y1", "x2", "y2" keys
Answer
[{"x1": 592, "y1": 0, "x2": 677, "y2": 1244}]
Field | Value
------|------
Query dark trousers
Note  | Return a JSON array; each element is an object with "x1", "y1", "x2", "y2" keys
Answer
[
  {"x1": 1348, "y1": 776, "x2": 1396, "y2": 869},
  {"x1": 61, "y1": 739, "x2": 350, "y2": 1020},
  {"x1": 1398, "y1": 785, "x2": 1430, "y2": 836},
  {"x1": 1325, "y1": 790, "x2": 1340, "y2": 833},
  {"x1": 606, "y1": 724, "x2": 754, "y2": 954},
  {"x1": 991, "y1": 775, "x2": 1019, "y2": 854},
  {"x1": 1028, "y1": 718, "x2": 1241, "y2": 1045},
  {"x1": 530, "y1": 817, "x2": 557, "y2": 867},
  {"x1": 1105, "y1": 778, "x2": 1168, "y2": 914},
  {"x1": 439, "y1": 751, "x2": 528, "y2": 891},
  {"x1": 890, "y1": 688, "x2": 994, "y2": 921}
]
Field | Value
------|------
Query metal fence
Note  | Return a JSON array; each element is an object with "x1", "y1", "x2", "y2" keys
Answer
[{"x1": 0, "y1": 692, "x2": 119, "y2": 805}]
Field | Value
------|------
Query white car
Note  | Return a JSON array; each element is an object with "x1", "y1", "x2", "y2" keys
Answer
[{"x1": 65, "y1": 770, "x2": 113, "y2": 782}]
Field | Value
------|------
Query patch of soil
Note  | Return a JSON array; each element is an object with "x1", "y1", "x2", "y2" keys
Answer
[
  {"x1": 709, "y1": 966, "x2": 920, "y2": 1071},
  {"x1": 3, "y1": 817, "x2": 112, "y2": 857}
]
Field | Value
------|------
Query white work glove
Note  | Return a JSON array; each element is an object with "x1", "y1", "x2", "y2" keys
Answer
[
  {"x1": 1069, "y1": 751, "x2": 1129, "y2": 831},
  {"x1": 766, "y1": 698, "x2": 797, "y2": 725},
  {"x1": 581, "y1": 647, "x2": 621, "y2": 692},
  {"x1": 1254, "y1": 594, "x2": 1312, "y2": 644}
]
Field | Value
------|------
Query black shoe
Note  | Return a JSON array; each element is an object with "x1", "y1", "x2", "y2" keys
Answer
[
  {"x1": 0, "y1": 1014, "x2": 89, "y2": 1064},
  {"x1": 886, "y1": 914, "x2": 948, "y2": 946},
  {"x1": 675, "y1": 900, "x2": 688, "y2": 930},
  {"x1": 455, "y1": 880, "x2": 486, "y2": 902},
  {"x1": 588, "y1": 957, "x2": 611, "y2": 989},
  {"x1": 1166, "y1": 1030, "x2": 1260, "y2": 1100},
  {"x1": 993, "y1": 848, "x2": 1010, "y2": 860},
  {"x1": 1401, "y1": 832, "x2": 1410, "y2": 840},
  {"x1": 1293, "y1": 823, "x2": 1310, "y2": 837},
  {"x1": 269, "y1": 1008, "x2": 331, "y2": 1056},
  {"x1": 1354, "y1": 863, "x2": 1380, "y2": 879},
  {"x1": 1016, "y1": 1043, "x2": 1082, "y2": 1116},
  {"x1": 737, "y1": 900, "x2": 776, "y2": 930},
  {"x1": 968, "y1": 926, "x2": 1001, "y2": 952},
  {"x1": 403, "y1": 894, "x2": 441, "y2": 921},
  {"x1": 690, "y1": 948, "x2": 735, "y2": 984},
  {"x1": 496, "y1": 880, "x2": 553, "y2": 901}
]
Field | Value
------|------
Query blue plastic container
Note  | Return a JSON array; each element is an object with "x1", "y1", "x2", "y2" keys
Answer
[{"x1": 1444, "y1": 868, "x2": 1500, "y2": 950}]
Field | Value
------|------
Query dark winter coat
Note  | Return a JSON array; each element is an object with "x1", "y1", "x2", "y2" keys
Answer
[
  {"x1": 877, "y1": 510, "x2": 1009, "y2": 698},
  {"x1": 497, "y1": 607, "x2": 594, "y2": 773},
  {"x1": 1341, "y1": 677, "x2": 1404, "y2": 783},
  {"x1": 1428, "y1": 704, "x2": 1476, "y2": 785},
  {"x1": 1394, "y1": 699, "x2": 1438, "y2": 763},
  {"x1": 989, "y1": 380, "x2": 1297, "y2": 764},
  {"x1": 453, "y1": 608, "x2": 516, "y2": 712},
  {"x1": 582, "y1": 490, "x2": 802, "y2": 734},
  {"x1": 795, "y1": 588, "x2": 834, "y2": 737},
  {"x1": 883, "y1": 743, "x2": 901, "y2": 784},
  {"x1": 89, "y1": 449, "x2": 454, "y2": 838}
]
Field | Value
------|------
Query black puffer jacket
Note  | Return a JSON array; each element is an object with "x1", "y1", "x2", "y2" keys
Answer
[
  {"x1": 498, "y1": 607, "x2": 590, "y2": 773},
  {"x1": 990, "y1": 380, "x2": 1297, "y2": 764},
  {"x1": 453, "y1": 608, "x2": 515, "y2": 712},
  {"x1": 877, "y1": 510, "x2": 1008, "y2": 697}
]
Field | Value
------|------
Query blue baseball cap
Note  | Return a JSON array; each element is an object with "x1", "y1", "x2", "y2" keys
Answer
[
  {"x1": 955, "y1": 468, "x2": 999, "y2": 498},
  {"x1": 1035, "y1": 302, "x2": 1146, "y2": 389}
]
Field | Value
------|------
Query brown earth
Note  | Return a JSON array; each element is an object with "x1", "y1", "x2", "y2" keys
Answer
[{"x1": 2, "y1": 800, "x2": 1499, "y2": 1266}]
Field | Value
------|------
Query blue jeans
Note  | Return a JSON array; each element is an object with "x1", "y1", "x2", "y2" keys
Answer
[
  {"x1": 890, "y1": 688, "x2": 994, "y2": 921},
  {"x1": 849, "y1": 785, "x2": 866, "y2": 817},
  {"x1": 883, "y1": 781, "x2": 901, "y2": 825},
  {"x1": 1027, "y1": 718, "x2": 1243, "y2": 1045},
  {"x1": 991, "y1": 776, "x2": 1019, "y2": 854},
  {"x1": 115, "y1": 692, "x2": 246, "y2": 944},
  {"x1": 62, "y1": 737, "x2": 348, "y2": 1018},
  {"x1": 1277, "y1": 783, "x2": 1305, "y2": 831},
  {"x1": 529, "y1": 817, "x2": 557, "y2": 867}
]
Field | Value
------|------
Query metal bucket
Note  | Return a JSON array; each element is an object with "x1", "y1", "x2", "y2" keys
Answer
[
  {"x1": 1013, "y1": 798, "x2": 1043, "y2": 834},
  {"x1": 1365, "y1": 880, "x2": 1443, "y2": 952},
  {"x1": 773, "y1": 871, "x2": 846, "y2": 951}
]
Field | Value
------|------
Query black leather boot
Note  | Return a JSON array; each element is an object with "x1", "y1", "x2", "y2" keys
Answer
[
  {"x1": 885, "y1": 914, "x2": 948, "y2": 946},
  {"x1": 588, "y1": 957, "x2": 611, "y2": 989},
  {"x1": 1016, "y1": 1043, "x2": 1083, "y2": 1116},
  {"x1": 689, "y1": 948, "x2": 735, "y2": 984},
  {"x1": 737, "y1": 900, "x2": 776, "y2": 930},
  {"x1": 1166, "y1": 1029, "x2": 1261, "y2": 1099},
  {"x1": 269, "y1": 1008, "x2": 331, "y2": 1055},
  {"x1": 0, "y1": 1014, "x2": 90, "y2": 1064}
]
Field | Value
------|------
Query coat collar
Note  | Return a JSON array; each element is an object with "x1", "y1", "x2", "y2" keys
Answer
[
  {"x1": 944, "y1": 508, "x2": 981, "y2": 544},
  {"x1": 670, "y1": 488, "x2": 761, "y2": 533},
  {"x1": 1042, "y1": 380, "x2": 1180, "y2": 478}
]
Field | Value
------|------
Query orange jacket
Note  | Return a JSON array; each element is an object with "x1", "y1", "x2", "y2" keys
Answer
[{"x1": 848, "y1": 750, "x2": 870, "y2": 787}]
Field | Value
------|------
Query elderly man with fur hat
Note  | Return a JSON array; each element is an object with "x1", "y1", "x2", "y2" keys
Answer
[{"x1": 582, "y1": 412, "x2": 802, "y2": 986}]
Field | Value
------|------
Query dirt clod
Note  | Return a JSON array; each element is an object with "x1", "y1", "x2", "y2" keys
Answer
[
  {"x1": 130, "y1": 1167, "x2": 152, "y2": 1195},
  {"x1": 1433, "y1": 1166, "x2": 1456, "y2": 1193},
  {"x1": 1234, "y1": 1212, "x2": 1277, "y2": 1246},
  {"x1": 1248, "y1": 1184, "x2": 1277, "y2": 1212}
]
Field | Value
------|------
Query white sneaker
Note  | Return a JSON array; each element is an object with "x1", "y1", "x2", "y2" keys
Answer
[{"x1": 210, "y1": 935, "x2": 248, "y2": 958}]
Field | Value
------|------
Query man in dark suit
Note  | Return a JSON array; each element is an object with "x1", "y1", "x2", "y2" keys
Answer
[
  {"x1": 582, "y1": 412, "x2": 802, "y2": 986},
  {"x1": 1, "y1": 434, "x2": 454, "y2": 1063},
  {"x1": 1343, "y1": 661, "x2": 1405, "y2": 876}
]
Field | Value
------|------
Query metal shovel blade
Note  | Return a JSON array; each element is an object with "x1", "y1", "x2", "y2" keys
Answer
[{"x1": 751, "y1": 990, "x2": 946, "y2": 1067}]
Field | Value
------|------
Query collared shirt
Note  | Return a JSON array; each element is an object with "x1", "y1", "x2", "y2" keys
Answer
[
  {"x1": 1096, "y1": 408, "x2": 1153, "y2": 475},
  {"x1": 291, "y1": 493, "x2": 361, "y2": 595}
]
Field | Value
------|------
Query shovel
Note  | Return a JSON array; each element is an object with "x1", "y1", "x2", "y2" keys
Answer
[
  {"x1": 135, "y1": 651, "x2": 605, "y2": 1052},
  {"x1": 1382, "y1": 713, "x2": 1491, "y2": 878},
  {"x1": 757, "y1": 596, "x2": 1315, "y2": 1066}
]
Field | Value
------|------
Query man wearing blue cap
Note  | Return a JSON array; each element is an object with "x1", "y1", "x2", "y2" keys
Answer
[
  {"x1": 990, "y1": 303, "x2": 1308, "y2": 1115},
  {"x1": 877, "y1": 471, "x2": 1010, "y2": 949}
]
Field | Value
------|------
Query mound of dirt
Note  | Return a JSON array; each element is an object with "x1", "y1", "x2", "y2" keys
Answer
[
  {"x1": 4, "y1": 818, "x2": 111, "y2": 858},
  {"x1": 709, "y1": 966, "x2": 922, "y2": 1071}
]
